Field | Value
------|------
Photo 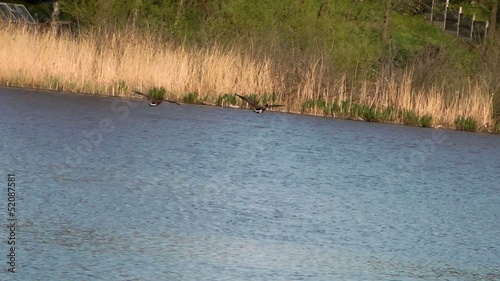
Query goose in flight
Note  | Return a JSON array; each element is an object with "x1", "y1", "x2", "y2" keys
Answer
[
  {"x1": 235, "y1": 94, "x2": 284, "y2": 113},
  {"x1": 132, "y1": 90, "x2": 180, "y2": 107}
]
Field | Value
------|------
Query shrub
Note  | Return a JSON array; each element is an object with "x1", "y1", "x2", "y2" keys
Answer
[
  {"x1": 216, "y1": 93, "x2": 238, "y2": 106},
  {"x1": 419, "y1": 115, "x2": 433, "y2": 127},
  {"x1": 301, "y1": 99, "x2": 326, "y2": 113},
  {"x1": 148, "y1": 86, "x2": 166, "y2": 100},
  {"x1": 401, "y1": 110, "x2": 419, "y2": 126},
  {"x1": 183, "y1": 92, "x2": 198, "y2": 104},
  {"x1": 454, "y1": 116, "x2": 478, "y2": 132},
  {"x1": 492, "y1": 121, "x2": 500, "y2": 134}
]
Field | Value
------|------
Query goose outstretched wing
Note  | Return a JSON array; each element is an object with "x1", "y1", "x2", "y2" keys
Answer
[
  {"x1": 235, "y1": 94, "x2": 260, "y2": 109},
  {"x1": 132, "y1": 90, "x2": 150, "y2": 99}
]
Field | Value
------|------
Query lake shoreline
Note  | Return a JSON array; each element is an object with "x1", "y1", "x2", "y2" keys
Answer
[
  {"x1": 1, "y1": 25, "x2": 497, "y2": 134},
  {"x1": 2, "y1": 84, "x2": 498, "y2": 135}
]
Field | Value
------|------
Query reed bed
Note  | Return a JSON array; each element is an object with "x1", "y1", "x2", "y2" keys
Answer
[{"x1": 0, "y1": 24, "x2": 496, "y2": 132}]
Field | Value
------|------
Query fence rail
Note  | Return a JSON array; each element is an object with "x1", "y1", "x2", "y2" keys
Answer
[
  {"x1": 0, "y1": 2, "x2": 35, "y2": 24},
  {"x1": 421, "y1": 0, "x2": 489, "y2": 43}
]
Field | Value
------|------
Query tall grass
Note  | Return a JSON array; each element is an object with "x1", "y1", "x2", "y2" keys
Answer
[
  {"x1": 0, "y1": 25, "x2": 277, "y2": 98},
  {"x1": 0, "y1": 24, "x2": 496, "y2": 132}
]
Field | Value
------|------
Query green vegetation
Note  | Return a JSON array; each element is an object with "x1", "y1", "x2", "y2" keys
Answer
[
  {"x1": 21, "y1": 1, "x2": 495, "y2": 73},
  {"x1": 182, "y1": 92, "x2": 198, "y2": 104},
  {"x1": 116, "y1": 80, "x2": 127, "y2": 92},
  {"x1": 419, "y1": 115, "x2": 433, "y2": 128},
  {"x1": 148, "y1": 86, "x2": 166, "y2": 100},
  {"x1": 301, "y1": 99, "x2": 436, "y2": 128},
  {"x1": 493, "y1": 121, "x2": 500, "y2": 134},
  {"x1": 216, "y1": 94, "x2": 237, "y2": 107},
  {"x1": 401, "y1": 110, "x2": 420, "y2": 126},
  {"x1": 454, "y1": 116, "x2": 479, "y2": 132},
  {"x1": 48, "y1": 76, "x2": 61, "y2": 91}
]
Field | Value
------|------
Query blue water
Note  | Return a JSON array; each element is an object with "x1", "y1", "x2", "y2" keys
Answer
[{"x1": 1, "y1": 86, "x2": 499, "y2": 280}]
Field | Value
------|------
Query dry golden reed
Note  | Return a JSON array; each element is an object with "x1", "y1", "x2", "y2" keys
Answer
[{"x1": 0, "y1": 24, "x2": 495, "y2": 131}]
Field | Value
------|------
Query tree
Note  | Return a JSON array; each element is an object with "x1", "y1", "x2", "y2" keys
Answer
[
  {"x1": 489, "y1": 0, "x2": 498, "y2": 34},
  {"x1": 382, "y1": 0, "x2": 392, "y2": 44},
  {"x1": 51, "y1": 0, "x2": 60, "y2": 33}
]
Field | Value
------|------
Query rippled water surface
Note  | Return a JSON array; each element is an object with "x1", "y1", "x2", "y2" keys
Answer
[{"x1": 1, "y1": 87, "x2": 499, "y2": 280}]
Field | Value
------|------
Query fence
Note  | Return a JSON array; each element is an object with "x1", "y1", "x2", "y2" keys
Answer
[
  {"x1": 0, "y1": 2, "x2": 36, "y2": 24},
  {"x1": 421, "y1": 0, "x2": 489, "y2": 43}
]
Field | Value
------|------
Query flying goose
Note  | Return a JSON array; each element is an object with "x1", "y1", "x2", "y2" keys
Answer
[
  {"x1": 235, "y1": 94, "x2": 284, "y2": 113},
  {"x1": 132, "y1": 90, "x2": 180, "y2": 107}
]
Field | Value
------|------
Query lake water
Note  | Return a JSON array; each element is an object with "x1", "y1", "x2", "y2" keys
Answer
[{"x1": 1, "y1": 86, "x2": 499, "y2": 280}]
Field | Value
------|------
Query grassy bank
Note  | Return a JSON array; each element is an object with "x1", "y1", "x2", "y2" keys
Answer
[{"x1": 0, "y1": 24, "x2": 497, "y2": 133}]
